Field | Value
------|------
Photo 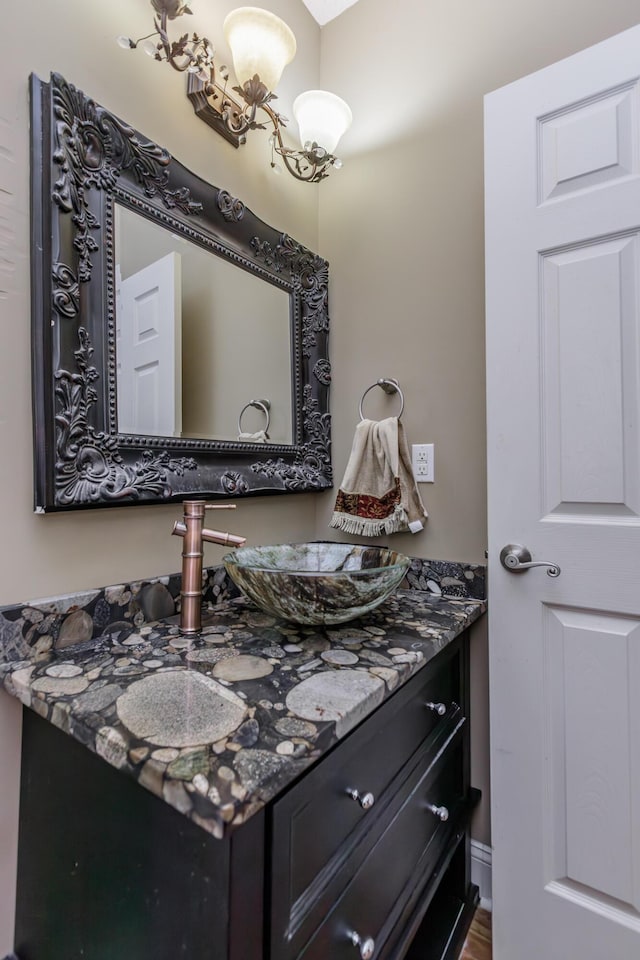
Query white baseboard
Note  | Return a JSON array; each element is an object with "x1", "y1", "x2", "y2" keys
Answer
[{"x1": 470, "y1": 839, "x2": 492, "y2": 911}]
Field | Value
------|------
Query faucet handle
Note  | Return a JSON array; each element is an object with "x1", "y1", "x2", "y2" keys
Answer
[{"x1": 205, "y1": 503, "x2": 237, "y2": 510}]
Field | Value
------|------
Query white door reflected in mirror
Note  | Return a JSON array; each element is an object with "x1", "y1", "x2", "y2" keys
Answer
[{"x1": 116, "y1": 253, "x2": 183, "y2": 437}]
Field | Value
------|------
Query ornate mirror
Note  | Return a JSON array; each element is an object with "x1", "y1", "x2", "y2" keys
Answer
[{"x1": 30, "y1": 72, "x2": 332, "y2": 511}]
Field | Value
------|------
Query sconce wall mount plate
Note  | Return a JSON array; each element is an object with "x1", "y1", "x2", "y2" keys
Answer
[{"x1": 187, "y1": 72, "x2": 245, "y2": 149}]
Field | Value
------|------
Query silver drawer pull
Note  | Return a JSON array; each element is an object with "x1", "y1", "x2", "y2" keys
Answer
[
  {"x1": 427, "y1": 803, "x2": 449, "y2": 822},
  {"x1": 425, "y1": 701, "x2": 447, "y2": 716},
  {"x1": 347, "y1": 788, "x2": 375, "y2": 810},
  {"x1": 350, "y1": 931, "x2": 376, "y2": 959}
]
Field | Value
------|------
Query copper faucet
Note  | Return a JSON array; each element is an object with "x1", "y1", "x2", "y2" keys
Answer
[{"x1": 172, "y1": 500, "x2": 246, "y2": 634}]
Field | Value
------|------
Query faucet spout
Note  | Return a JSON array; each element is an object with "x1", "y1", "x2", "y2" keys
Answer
[
  {"x1": 171, "y1": 521, "x2": 246, "y2": 548},
  {"x1": 202, "y1": 527, "x2": 247, "y2": 548},
  {"x1": 172, "y1": 500, "x2": 245, "y2": 634}
]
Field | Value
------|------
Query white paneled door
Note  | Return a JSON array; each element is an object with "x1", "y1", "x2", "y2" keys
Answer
[
  {"x1": 485, "y1": 24, "x2": 640, "y2": 960},
  {"x1": 116, "y1": 252, "x2": 182, "y2": 437}
]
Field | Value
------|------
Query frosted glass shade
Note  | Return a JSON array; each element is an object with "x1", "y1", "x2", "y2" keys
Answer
[
  {"x1": 293, "y1": 90, "x2": 352, "y2": 155},
  {"x1": 223, "y1": 7, "x2": 296, "y2": 93}
]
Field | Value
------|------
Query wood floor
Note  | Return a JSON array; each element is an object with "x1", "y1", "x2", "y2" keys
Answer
[{"x1": 459, "y1": 908, "x2": 492, "y2": 960}]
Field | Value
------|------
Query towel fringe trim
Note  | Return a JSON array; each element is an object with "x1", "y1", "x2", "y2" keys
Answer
[{"x1": 329, "y1": 504, "x2": 409, "y2": 537}]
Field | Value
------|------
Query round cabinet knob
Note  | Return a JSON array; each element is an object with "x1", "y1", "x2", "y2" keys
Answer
[
  {"x1": 350, "y1": 931, "x2": 376, "y2": 959},
  {"x1": 347, "y1": 788, "x2": 375, "y2": 810},
  {"x1": 427, "y1": 803, "x2": 449, "y2": 821},
  {"x1": 425, "y1": 701, "x2": 447, "y2": 716}
]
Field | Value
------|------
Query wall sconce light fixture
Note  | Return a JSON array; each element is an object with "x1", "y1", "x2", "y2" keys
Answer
[{"x1": 118, "y1": 1, "x2": 352, "y2": 183}]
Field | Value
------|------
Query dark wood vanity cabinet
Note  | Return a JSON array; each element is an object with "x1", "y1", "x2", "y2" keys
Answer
[
  {"x1": 269, "y1": 631, "x2": 478, "y2": 960},
  {"x1": 14, "y1": 631, "x2": 477, "y2": 960}
]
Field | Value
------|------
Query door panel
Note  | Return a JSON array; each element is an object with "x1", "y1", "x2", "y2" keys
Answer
[
  {"x1": 545, "y1": 607, "x2": 640, "y2": 907},
  {"x1": 538, "y1": 80, "x2": 640, "y2": 202},
  {"x1": 541, "y1": 234, "x2": 640, "y2": 517}
]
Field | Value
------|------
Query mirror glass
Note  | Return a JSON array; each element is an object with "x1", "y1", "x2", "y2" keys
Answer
[{"x1": 115, "y1": 204, "x2": 293, "y2": 444}]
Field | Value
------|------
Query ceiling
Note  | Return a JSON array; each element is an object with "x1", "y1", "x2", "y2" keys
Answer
[{"x1": 300, "y1": 0, "x2": 360, "y2": 26}]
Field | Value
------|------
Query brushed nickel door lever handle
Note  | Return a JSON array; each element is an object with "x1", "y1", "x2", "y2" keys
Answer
[{"x1": 500, "y1": 544, "x2": 560, "y2": 578}]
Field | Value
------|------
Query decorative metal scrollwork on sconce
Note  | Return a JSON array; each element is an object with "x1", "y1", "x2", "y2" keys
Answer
[
  {"x1": 118, "y1": 0, "x2": 215, "y2": 78},
  {"x1": 118, "y1": 0, "x2": 353, "y2": 183}
]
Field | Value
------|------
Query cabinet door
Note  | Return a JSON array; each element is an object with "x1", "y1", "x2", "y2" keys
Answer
[{"x1": 14, "y1": 710, "x2": 265, "y2": 960}]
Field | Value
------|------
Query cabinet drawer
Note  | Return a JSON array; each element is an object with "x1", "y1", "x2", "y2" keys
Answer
[
  {"x1": 295, "y1": 730, "x2": 465, "y2": 960},
  {"x1": 271, "y1": 641, "x2": 462, "y2": 943}
]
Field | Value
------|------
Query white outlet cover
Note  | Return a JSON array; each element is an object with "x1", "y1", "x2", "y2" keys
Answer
[{"x1": 411, "y1": 443, "x2": 434, "y2": 483}]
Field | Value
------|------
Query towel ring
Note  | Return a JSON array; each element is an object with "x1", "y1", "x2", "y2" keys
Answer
[
  {"x1": 238, "y1": 399, "x2": 271, "y2": 437},
  {"x1": 359, "y1": 378, "x2": 404, "y2": 421}
]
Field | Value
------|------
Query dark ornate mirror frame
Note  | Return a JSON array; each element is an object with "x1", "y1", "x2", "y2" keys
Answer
[{"x1": 30, "y1": 72, "x2": 332, "y2": 512}]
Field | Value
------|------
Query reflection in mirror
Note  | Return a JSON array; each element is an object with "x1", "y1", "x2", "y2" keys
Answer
[{"x1": 115, "y1": 204, "x2": 293, "y2": 444}]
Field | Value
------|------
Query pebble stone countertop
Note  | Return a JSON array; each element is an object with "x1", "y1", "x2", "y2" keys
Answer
[{"x1": 0, "y1": 560, "x2": 486, "y2": 841}]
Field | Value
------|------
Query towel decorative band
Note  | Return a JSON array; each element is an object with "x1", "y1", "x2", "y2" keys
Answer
[
  {"x1": 238, "y1": 399, "x2": 271, "y2": 436},
  {"x1": 358, "y1": 378, "x2": 404, "y2": 421}
]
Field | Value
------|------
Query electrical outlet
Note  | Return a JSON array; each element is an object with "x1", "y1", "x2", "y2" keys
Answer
[{"x1": 412, "y1": 443, "x2": 434, "y2": 483}]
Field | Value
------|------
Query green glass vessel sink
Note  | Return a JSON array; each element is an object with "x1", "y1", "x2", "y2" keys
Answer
[{"x1": 222, "y1": 542, "x2": 410, "y2": 626}]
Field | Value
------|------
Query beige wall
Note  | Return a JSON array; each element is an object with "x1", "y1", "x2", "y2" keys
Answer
[
  {"x1": 0, "y1": 0, "x2": 321, "y2": 947},
  {"x1": 316, "y1": 0, "x2": 640, "y2": 844}
]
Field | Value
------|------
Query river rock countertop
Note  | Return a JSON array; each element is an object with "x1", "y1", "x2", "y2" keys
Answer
[{"x1": 0, "y1": 568, "x2": 485, "y2": 840}]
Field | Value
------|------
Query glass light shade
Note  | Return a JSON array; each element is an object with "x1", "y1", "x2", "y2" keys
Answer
[
  {"x1": 223, "y1": 7, "x2": 296, "y2": 93},
  {"x1": 140, "y1": 38, "x2": 159, "y2": 57},
  {"x1": 293, "y1": 90, "x2": 352, "y2": 155}
]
